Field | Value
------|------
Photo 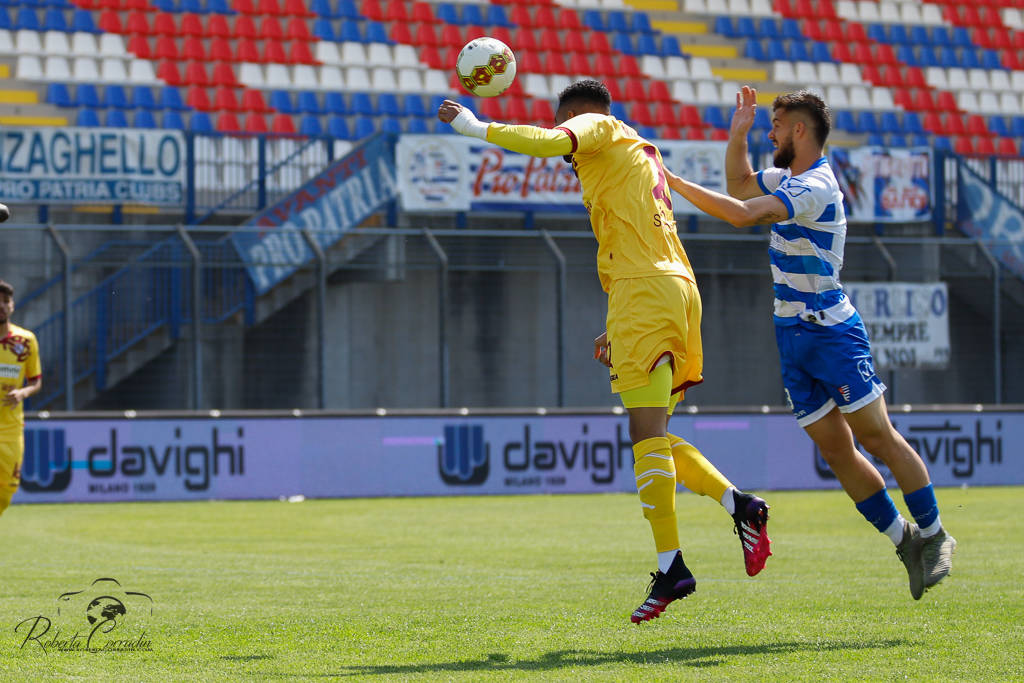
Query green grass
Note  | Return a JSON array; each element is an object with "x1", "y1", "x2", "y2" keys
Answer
[{"x1": 0, "y1": 487, "x2": 1021, "y2": 681}]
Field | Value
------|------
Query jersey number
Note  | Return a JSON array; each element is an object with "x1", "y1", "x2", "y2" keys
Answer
[{"x1": 643, "y1": 145, "x2": 673, "y2": 211}]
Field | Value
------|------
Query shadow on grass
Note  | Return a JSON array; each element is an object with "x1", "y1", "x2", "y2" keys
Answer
[
  {"x1": 222, "y1": 654, "x2": 275, "y2": 661},
  {"x1": 277, "y1": 639, "x2": 909, "y2": 677}
]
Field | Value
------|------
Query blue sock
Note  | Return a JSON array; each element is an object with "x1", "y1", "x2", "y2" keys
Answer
[
  {"x1": 904, "y1": 484, "x2": 941, "y2": 535},
  {"x1": 855, "y1": 488, "x2": 900, "y2": 534}
]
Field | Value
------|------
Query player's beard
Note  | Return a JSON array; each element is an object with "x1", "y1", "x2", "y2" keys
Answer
[{"x1": 773, "y1": 137, "x2": 795, "y2": 168}]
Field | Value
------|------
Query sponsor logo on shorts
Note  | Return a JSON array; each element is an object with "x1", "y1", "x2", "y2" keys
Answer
[{"x1": 839, "y1": 385, "x2": 851, "y2": 402}]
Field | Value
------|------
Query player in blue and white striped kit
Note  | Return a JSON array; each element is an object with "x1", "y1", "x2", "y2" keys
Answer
[{"x1": 666, "y1": 87, "x2": 956, "y2": 600}]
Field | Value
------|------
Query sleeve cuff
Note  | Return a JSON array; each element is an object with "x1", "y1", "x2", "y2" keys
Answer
[
  {"x1": 773, "y1": 190, "x2": 795, "y2": 218},
  {"x1": 554, "y1": 126, "x2": 578, "y2": 153},
  {"x1": 756, "y1": 170, "x2": 769, "y2": 195}
]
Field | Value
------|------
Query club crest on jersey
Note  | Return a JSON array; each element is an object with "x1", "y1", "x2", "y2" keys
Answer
[
  {"x1": 857, "y1": 358, "x2": 876, "y2": 382},
  {"x1": 780, "y1": 178, "x2": 811, "y2": 198},
  {"x1": 0, "y1": 335, "x2": 30, "y2": 361}
]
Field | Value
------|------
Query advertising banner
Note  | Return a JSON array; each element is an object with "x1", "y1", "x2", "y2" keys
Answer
[
  {"x1": 0, "y1": 127, "x2": 185, "y2": 205},
  {"x1": 16, "y1": 410, "x2": 1021, "y2": 505},
  {"x1": 845, "y1": 282, "x2": 950, "y2": 369},
  {"x1": 396, "y1": 135, "x2": 725, "y2": 215},
  {"x1": 831, "y1": 146, "x2": 932, "y2": 222},
  {"x1": 230, "y1": 133, "x2": 398, "y2": 294},
  {"x1": 957, "y1": 162, "x2": 1024, "y2": 279}
]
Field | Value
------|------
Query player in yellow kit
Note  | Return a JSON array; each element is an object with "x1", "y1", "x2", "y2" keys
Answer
[
  {"x1": 0, "y1": 279, "x2": 42, "y2": 516},
  {"x1": 439, "y1": 80, "x2": 771, "y2": 623}
]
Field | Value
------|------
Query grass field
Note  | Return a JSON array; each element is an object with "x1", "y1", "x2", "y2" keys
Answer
[{"x1": 0, "y1": 487, "x2": 1021, "y2": 681}]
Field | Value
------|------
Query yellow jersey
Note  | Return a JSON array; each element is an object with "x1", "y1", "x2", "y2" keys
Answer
[
  {"x1": 556, "y1": 113, "x2": 696, "y2": 292},
  {"x1": 0, "y1": 324, "x2": 41, "y2": 440}
]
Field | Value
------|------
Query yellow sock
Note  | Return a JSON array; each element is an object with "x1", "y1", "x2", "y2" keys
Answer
[
  {"x1": 667, "y1": 432, "x2": 733, "y2": 502},
  {"x1": 633, "y1": 436, "x2": 679, "y2": 553}
]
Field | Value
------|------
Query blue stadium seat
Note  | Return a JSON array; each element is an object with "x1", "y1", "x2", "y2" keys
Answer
[
  {"x1": 326, "y1": 116, "x2": 350, "y2": 139},
  {"x1": 42, "y1": 7, "x2": 66, "y2": 31},
  {"x1": 612, "y1": 33, "x2": 635, "y2": 55},
  {"x1": 780, "y1": 18, "x2": 801, "y2": 40},
  {"x1": 428, "y1": 95, "x2": 447, "y2": 113},
  {"x1": 324, "y1": 91, "x2": 347, "y2": 116},
  {"x1": 834, "y1": 110, "x2": 857, "y2": 133},
  {"x1": 765, "y1": 40, "x2": 788, "y2": 61},
  {"x1": 364, "y1": 21, "x2": 388, "y2": 44},
  {"x1": 134, "y1": 110, "x2": 156, "y2": 128},
  {"x1": 938, "y1": 47, "x2": 959, "y2": 68},
  {"x1": 180, "y1": 0, "x2": 203, "y2": 13},
  {"x1": 103, "y1": 85, "x2": 128, "y2": 109},
  {"x1": 889, "y1": 25, "x2": 909, "y2": 44},
  {"x1": 15, "y1": 7, "x2": 39, "y2": 30},
  {"x1": 76, "y1": 84, "x2": 100, "y2": 108},
  {"x1": 931, "y1": 27, "x2": 953, "y2": 47},
  {"x1": 309, "y1": 0, "x2": 333, "y2": 16},
  {"x1": 753, "y1": 107, "x2": 770, "y2": 130},
  {"x1": 484, "y1": 4, "x2": 512, "y2": 28},
  {"x1": 606, "y1": 10, "x2": 630, "y2": 33},
  {"x1": 188, "y1": 112, "x2": 213, "y2": 133},
  {"x1": 350, "y1": 92, "x2": 375, "y2": 116},
  {"x1": 933, "y1": 136, "x2": 952, "y2": 153},
  {"x1": 152, "y1": 0, "x2": 176, "y2": 11},
  {"x1": 70, "y1": 8, "x2": 98, "y2": 32},
  {"x1": 207, "y1": 0, "x2": 233, "y2": 12},
  {"x1": 867, "y1": 133, "x2": 885, "y2": 146},
  {"x1": 960, "y1": 48, "x2": 981, "y2": 69},
  {"x1": 632, "y1": 12, "x2": 654, "y2": 33},
  {"x1": 858, "y1": 111, "x2": 879, "y2": 134},
  {"x1": 909, "y1": 25, "x2": 931, "y2": 46},
  {"x1": 105, "y1": 109, "x2": 128, "y2": 128},
  {"x1": 809, "y1": 41, "x2": 831, "y2": 63},
  {"x1": 1010, "y1": 116, "x2": 1024, "y2": 138},
  {"x1": 435, "y1": 3, "x2": 458, "y2": 24},
  {"x1": 158, "y1": 86, "x2": 185, "y2": 110},
  {"x1": 299, "y1": 115, "x2": 323, "y2": 136},
  {"x1": 887, "y1": 134, "x2": 906, "y2": 147},
  {"x1": 269, "y1": 90, "x2": 295, "y2": 114},
  {"x1": 338, "y1": 20, "x2": 362, "y2": 42},
  {"x1": 76, "y1": 108, "x2": 100, "y2": 126},
  {"x1": 879, "y1": 111, "x2": 901, "y2": 133},
  {"x1": 353, "y1": 116, "x2": 376, "y2": 139},
  {"x1": 379, "y1": 117, "x2": 402, "y2": 135},
  {"x1": 897, "y1": 45, "x2": 921, "y2": 67},
  {"x1": 910, "y1": 134, "x2": 930, "y2": 147},
  {"x1": 736, "y1": 17, "x2": 757, "y2": 39},
  {"x1": 432, "y1": 119, "x2": 450, "y2": 134},
  {"x1": 312, "y1": 18, "x2": 335, "y2": 41},
  {"x1": 403, "y1": 94, "x2": 426, "y2": 118},
  {"x1": 378, "y1": 93, "x2": 402, "y2": 117},
  {"x1": 951, "y1": 27, "x2": 971, "y2": 48},
  {"x1": 636, "y1": 33, "x2": 659, "y2": 55},
  {"x1": 981, "y1": 50, "x2": 1002, "y2": 70},
  {"x1": 866, "y1": 24, "x2": 886, "y2": 43},
  {"x1": 903, "y1": 112, "x2": 925, "y2": 135},
  {"x1": 163, "y1": 110, "x2": 186, "y2": 129},
  {"x1": 757, "y1": 18, "x2": 779, "y2": 38},
  {"x1": 297, "y1": 91, "x2": 322, "y2": 114},
  {"x1": 406, "y1": 118, "x2": 428, "y2": 134},
  {"x1": 744, "y1": 40, "x2": 766, "y2": 61},
  {"x1": 610, "y1": 101, "x2": 629, "y2": 122},
  {"x1": 714, "y1": 17, "x2": 737, "y2": 38},
  {"x1": 703, "y1": 106, "x2": 727, "y2": 128},
  {"x1": 789, "y1": 40, "x2": 810, "y2": 62},
  {"x1": 582, "y1": 10, "x2": 604, "y2": 32},
  {"x1": 660, "y1": 35, "x2": 683, "y2": 58},
  {"x1": 989, "y1": 116, "x2": 1009, "y2": 138},
  {"x1": 0, "y1": 9, "x2": 10, "y2": 31},
  {"x1": 45, "y1": 83, "x2": 72, "y2": 107},
  {"x1": 131, "y1": 86, "x2": 156, "y2": 109},
  {"x1": 337, "y1": 0, "x2": 359, "y2": 19},
  {"x1": 638, "y1": 125, "x2": 658, "y2": 140}
]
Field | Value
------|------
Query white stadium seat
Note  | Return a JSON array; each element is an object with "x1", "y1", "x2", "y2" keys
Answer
[
  {"x1": 817, "y1": 62, "x2": 840, "y2": 85},
  {"x1": 663, "y1": 56, "x2": 689, "y2": 80},
  {"x1": 44, "y1": 56, "x2": 72, "y2": 81},
  {"x1": 0, "y1": 30, "x2": 13, "y2": 56},
  {"x1": 640, "y1": 55, "x2": 665, "y2": 80},
  {"x1": 838, "y1": 63, "x2": 862, "y2": 85},
  {"x1": 16, "y1": 55, "x2": 43, "y2": 81},
  {"x1": 370, "y1": 66, "x2": 398, "y2": 92},
  {"x1": 318, "y1": 65, "x2": 344, "y2": 90},
  {"x1": 946, "y1": 68, "x2": 969, "y2": 91},
  {"x1": 238, "y1": 63, "x2": 265, "y2": 88},
  {"x1": 393, "y1": 45, "x2": 420, "y2": 69},
  {"x1": 689, "y1": 58, "x2": 713, "y2": 80},
  {"x1": 956, "y1": 90, "x2": 978, "y2": 112},
  {"x1": 835, "y1": 0, "x2": 858, "y2": 21},
  {"x1": 671, "y1": 79, "x2": 696, "y2": 102},
  {"x1": 315, "y1": 41, "x2": 340, "y2": 65},
  {"x1": 366, "y1": 43, "x2": 392, "y2": 67},
  {"x1": 264, "y1": 64, "x2": 291, "y2": 89},
  {"x1": 968, "y1": 69, "x2": 991, "y2": 91},
  {"x1": 857, "y1": 1, "x2": 880, "y2": 23},
  {"x1": 43, "y1": 31, "x2": 70, "y2": 56},
  {"x1": 345, "y1": 66, "x2": 371, "y2": 90},
  {"x1": 422, "y1": 69, "x2": 449, "y2": 92},
  {"x1": 924, "y1": 66, "x2": 947, "y2": 90},
  {"x1": 71, "y1": 56, "x2": 99, "y2": 82},
  {"x1": 750, "y1": 0, "x2": 773, "y2": 15},
  {"x1": 127, "y1": 59, "x2": 156, "y2": 84},
  {"x1": 825, "y1": 84, "x2": 849, "y2": 109},
  {"x1": 522, "y1": 73, "x2": 549, "y2": 98},
  {"x1": 999, "y1": 92, "x2": 1020, "y2": 115},
  {"x1": 870, "y1": 87, "x2": 894, "y2": 110},
  {"x1": 695, "y1": 80, "x2": 719, "y2": 104},
  {"x1": 878, "y1": 2, "x2": 900, "y2": 23},
  {"x1": 100, "y1": 57, "x2": 127, "y2": 82},
  {"x1": 990, "y1": 70, "x2": 1011, "y2": 92},
  {"x1": 293, "y1": 64, "x2": 317, "y2": 90},
  {"x1": 397, "y1": 68, "x2": 423, "y2": 91},
  {"x1": 98, "y1": 33, "x2": 125, "y2": 57},
  {"x1": 14, "y1": 30, "x2": 43, "y2": 55},
  {"x1": 920, "y1": 3, "x2": 943, "y2": 24},
  {"x1": 847, "y1": 85, "x2": 870, "y2": 109},
  {"x1": 795, "y1": 61, "x2": 817, "y2": 84},
  {"x1": 70, "y1": 32, "x2": 97, "y2": 56},
  {"x1": 977, "y1": 91, "x2": 1000, "y2": 114},
  {"x1": 773, "y1": 60, "x2": 796, "y2": 83}
]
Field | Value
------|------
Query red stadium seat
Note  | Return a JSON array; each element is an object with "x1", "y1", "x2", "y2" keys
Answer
[
  {"x1": 360, "y1": 0, "x2": 384, "y2": 22},
  {"x1": 217, "y1": 112, "x2": 241, "y2": 133},
  {"x1": 186, "y1": 86, "x2": 212, "y2": 110},
  {"x1": 152, "y1": 12, "x2": 176, "y2": 36},
  {"x1": 209, "y1": 38, "x2": 233, "y2": 62},
  {"x1": 384, "y1": 0, "x2": 408, "y2": 22},
  {"x1": 183, "y1": 37, "x2": 206, "y2": 61},
  {"x1": 792, "y1": 0, "x2": 815, "y2": 18},
  {"x1": 844, "y1": 21, "x2": 867, "y2": 43},
  {"x1": 830, "y1": 42, "x2": 851, "y2": 62},
  {"x1": 98, "y1": 10, "x2": 122, "y2": 33},
  {"x1": 981, "y1": 7, "x2": 1002, "y2": 26},
  {"x1": 233, "y1": 0, "x2": 257, "y2": 14},
  {"x1": 212, "y1": 62, "x2": 237, "y2": 86},
  {"x1": 127, "y1": 35, "x2": 151, "y2": 59},
  {"x1": 538, "y1": 29, "x2": 562, "y2": 52},
  {"x1": 904, "y1": 67, "x2": 927, "y2": 89},
  {"x1": 214, "y1": 86, "x2": 241, "y2": 111},
  {"x1": 534, "y1": 6, "x2": 557, "y2": 29},
  {"x1": 802, "y1": 19, "x2": 824, "y2": 42},
  {"x1": 542, "y1": 51, "x2": 568, "y2": 75},
  {"x1": 629, "y1": 102, "x2": 654, "y2": 126},
  {"x1": 654, "y1": 102, "x2": 677, "y2": 126},
  {"x1": 892, "y1": 89, "x2": 912, "y2": 110},
  {"x1": 271, "y1": 114, "x2": 296, "y2": 134},
  {"x1": 971, "y1": 27, "x2": 993, "y2": 49},
  {"x1": 945, "y1": 113, "x2": 967, "y2": 136},
  {"x1": 509, "y1": 5, "x2": 532, "y2": 27},
  {"x1": 587, "y1": 31, "x2": 612, "y2": 54},
  {"x1": 233, "y1": 15, "x2": 257, "y2": 39},
  {"x1": 480, "y1": 98, "x2": 504, "y2": 120},
  {"x1": 242, "y1": 88, "x2": 271, "y2": 113},
  {"x1": 490, "y1": 27, "x2": 513, "y2": 47},
  {"x1": 259, "y1": 0, "x2": 283, "y2": 15},
  {"x1": 154, "y1": 36, "x2": 179, "y2": 60},
  {"x1": 649, "y1": 81, "x2": 671, "y2": 103},
  {"x1": 415, "y1": 23, "x2": 440, "y2": 48},
  {"x1": 157, "y1": 60, "x2": 182, "y2": 85},
  {"x1": 184, "y1": 62, "x2": 210, "y2": 87},
  {"x1": 1012, "y1": 30, "x2": 1024, "y2": 50},
  {"x1": 419, "y1": 46, "x2": 443, "y2": 69},
  {"x1": 558, "y1": 8, "x2": 581, "y2": 30},
  {"x1": 464, "y1": 25, "x2": 486, "y2": 41},
  {"x1": 564, "y1": 30, "x2": 586, "y2": 54},
  {"x1": 922, "y1": 111, "x2": 943, "y2": 133},
  {"x1": 180, "y1": 13, "x2": 203, "y2": 37},
  {"x1": 286, "y1": 17, "x2": 311, "y2": 40},
  {"x1": 975, "y1": 137, "x2": 996, "y2": 156},
  {"x1": 935, "y1": 91, "x2": 957, "y2": 112},
  {"x1": 440, "y1": 24, "x2": 464, "y2": 47},
  {"x1": 773, "y1": 0, "x2": 793, "y2": 15},
  {"x1": 245, "y1": 113, "x2": 269, "y2": 133},
  {"x1": 709, "y1": 128, "x2": 730, "y2": 141},
  {"x1": 125, "y1": 12, "x2": 151, "y2": 35},
  {"x1": 962, "y1": 6, "x2": 984, "y2": 27},
  {"x1": 389, "y1": 22, "x2": 412, "y2": 43},
  {"x1": 283, "y1": 0, "x2": 313, "y2": 16},
  {"x1": 603, "y1": 77, "x2": 623, "y2": 102},
  {"x1": 852, "y1": 42, "x2": 873, "y2": 64},
  {"x1": 411, "y1": 2, "x2": 436, "y2": 23},
  {"x1": 207, "y1": 14, "x2": 230, "y2": 38},
  {"x1": 954, "y1": 136, "x2": 975, "y2": 155},
  {"x1": 660, "y1": 126, "x2": 682, "y2": 140},
  {"x1": 997, "y1": 137, "x2": 1018, "y2": 156},
  {"x1": 876, "y1": 44, "x2": 896, "y2": 65},
  {"x1": 967, "y1": 115, "x2": 990, "y2": 136},
  {"x1": 569, "y1": 53, "x2": 591, "y2": 74},
  {"x1": 530, "y1": 98, "x2": 554, "y2": 122},
  {"x1": 860, "y1": 64, "x2": 882, "y2": 85},
  {"x1": 991, "y1": 28, "x2": 1012, "y2": 51},
  {"x1": 592, "y1": 53, "x2": 616, "y2": 76},
  {"x1": 1002, "y1": 50, "x2": 1022, "y2": 70},
  {"x1": 288, "y1": 40, "x2": 315, "y2": 64},
  {"x1": 618, "y1": 55, "x2": 642, "y2": 79},
  {"x1": 680, "y1": 106, "x2": 702, "y2": 127},
  {"x1": 506, "y1": 97, "x2": 529, "y2": 123},
  {"x1": 512, "y1": 28, "x2": 538, "y2": 52},
  {"x1": 235, "y1": 39, "x2": 261, "y2": 62},
  {"x1": 913, "y1": 89, "x2": 937, "y2": 111},
  {"x1": 517, "y1": 50, "x2": 543, "y2": 74},
  {"x1": 263, "y1": 40, "x2": 287, "y2": 63},
  {"x1": 686, "y1": 126, "x2": 707, "y2": 140},
  {"x1": 260, "y1": 16, "x2": 284, "y2": 40}
]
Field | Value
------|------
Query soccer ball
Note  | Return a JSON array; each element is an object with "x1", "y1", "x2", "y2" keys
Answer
[{"x1": 455, "y1": 37, "x2": 517, "y2": 97}]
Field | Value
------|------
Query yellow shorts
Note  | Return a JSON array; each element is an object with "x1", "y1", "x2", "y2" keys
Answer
[
  {"x1": 0, "y1": 436, "x2": 23, "y2": 497},
  {"x1": 606, "y1": 274, "x2": 703, "y2": 398}
]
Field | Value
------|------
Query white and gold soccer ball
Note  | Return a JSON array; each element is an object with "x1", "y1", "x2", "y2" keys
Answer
[{"x1": 455, "y1": 37, "x2": 517, "y2": 97}]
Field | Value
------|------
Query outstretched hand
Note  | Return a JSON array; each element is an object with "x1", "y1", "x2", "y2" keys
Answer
[
  {"x1": 437, "y1": 99, "x2": 464, "y2": 124},
  {"x1": 729, "y1": 85, "x2": 758, "y2": 139}
]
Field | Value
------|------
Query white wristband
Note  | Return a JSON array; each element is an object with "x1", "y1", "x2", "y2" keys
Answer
[{"x1": 450, "y1": 109, "x2": 489, "y2": 140}]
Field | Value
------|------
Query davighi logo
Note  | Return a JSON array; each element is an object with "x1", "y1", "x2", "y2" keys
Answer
[
  {"x1": 21, "y1": 428, "x2": 72, "y2": 493},
  {"x1": 15, "y1": 577, "x2": 154, "y2": 654},
  {"x1": 438, "y1": 424, "x2": 489, "y2": 485}
]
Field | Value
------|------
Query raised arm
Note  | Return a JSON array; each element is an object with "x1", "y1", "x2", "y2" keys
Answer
[
  {"x1": 437, "y1": 100, "x2": 573, "y2": 158},
  {"x1": 666, "y1": 170, "x2": 789, "y2": 228},
  {"x1": 726, "y1": 86, "x2": 764, "y2": 200}
]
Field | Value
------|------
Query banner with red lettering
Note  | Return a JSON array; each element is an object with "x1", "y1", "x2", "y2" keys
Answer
[
  {"x1": 396, "y1": 135, "x2": 727, "y2": 215},
  {"x1": 830, "y1": 146, "x2": 933, "y2": 223}
]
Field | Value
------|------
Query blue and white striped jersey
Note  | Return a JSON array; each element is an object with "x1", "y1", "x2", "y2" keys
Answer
[{"x1": 756, "y1": 157, "x2": 858, "y2": 328}]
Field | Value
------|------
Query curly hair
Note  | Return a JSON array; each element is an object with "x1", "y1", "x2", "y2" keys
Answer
[
  {"x1": 557, "y1": 79, "x2": 612, "y2": 113},
  {"x1": 0, "y1": 280, "x2": 12, "y2": 298},
  {"x1": 772, "y1": 90, "x2": 831, "y2": 147}
]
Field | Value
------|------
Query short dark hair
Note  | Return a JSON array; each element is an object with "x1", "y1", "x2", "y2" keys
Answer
[
  {"x1": 0, "y1": 280, "x2": 12, "y2": 298},
  {"x1": 773, "y1": 90, "x2": 831, "y2": 147},
  {"x1": 557, "y1": 79, "x2": 612, "y2": 113}
]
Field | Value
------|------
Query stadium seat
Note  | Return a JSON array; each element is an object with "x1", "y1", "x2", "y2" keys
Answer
[
  {"x1": 299, "y1": 115, "x2": 322, "y2": 136},
  {"x1": 163, "y1": 110, "x2": 185, "y2": 129},
  {"x1": 997, "y1": 137, "x2": 1018, "y2": 156},
  {"x1": 76, "y1": 108, "x2": 101, "y2": 126},
  {"x1": 105, "y1": 109, "x2": 128, "y2": 127},
  {"x1": 269, "y1": 90, "x2": 295, "y2": 114},
  {"x1": 327, "y1": 115, "x2": 350, "y2": 139},
  {"x1": 45, "y1": 82, "x2": 72, "y2": 107},
  {"x1": 103, "y1": 84, "x2": 128, "y2": 109}
]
